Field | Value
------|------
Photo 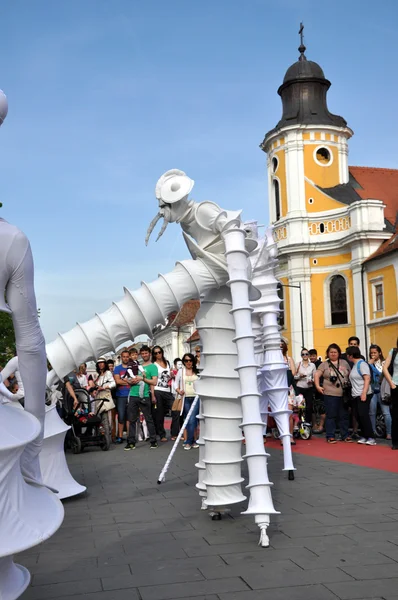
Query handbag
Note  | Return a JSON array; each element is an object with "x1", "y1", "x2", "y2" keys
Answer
[{"x1": 172, "y1": 395, "x2": 183, "y2": 412}]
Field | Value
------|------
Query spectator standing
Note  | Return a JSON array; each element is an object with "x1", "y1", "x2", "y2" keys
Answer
[
  {"x1": 368, "y1": 345, "x2": 391, "y2": 439},
  {"x1": 113, "y1": 350, "x2": 132, "y2": 443},
  {"x1": 125, "y1": 346, "x2": 158, "y2": 450},
  {"x1": 281, "y1": 341, "x2": 296, "y2": 388},
  {"x1": 175, "y1": 352, "x2": 200, "y2": 450},
  {"x1": 195, "y1": 347, "x2": 201, "y2": 369},
  {"x1": 309, "y1": 349, "x2": 326, "y2": 433},
  {"x1": 346, "y1": 346, "x2": 375, "y2": 445},
  {"x1": 152, "y1": 345, "x2": 174, "y2": 442},
  {"x1": 170, "y1": 358, "x2": 183, "y2": 440},
  {"x1": 107, "y1": 359, "x2": 117, "y2": 441},
  {"x1": 295, "y1": 348, "x2": 316, "y2": 424},
  {"x1": 382, "y1": 339, "x2": 398, "y2": 450},
  {"x1": 76, "y1": 363, "x2": 88, "y2": 388},
  {"x1": 314, "y1": 344, "x2": 352, "y2": 444}
]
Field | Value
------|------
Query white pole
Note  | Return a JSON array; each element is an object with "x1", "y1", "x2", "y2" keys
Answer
[{"x1": 157, "y1": 395, "x2": 200, "y2": 484}]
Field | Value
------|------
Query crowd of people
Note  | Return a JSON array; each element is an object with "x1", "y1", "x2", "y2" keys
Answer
[
  {"x1": 62, "y1": 345, "x2": 202, "y2": 451},
  {"x1": 2, "y1": 335, "x2": 397, "y2": 453},
  {"x1": 281, "y1": 335, "x2": 398, "y2": 449}
]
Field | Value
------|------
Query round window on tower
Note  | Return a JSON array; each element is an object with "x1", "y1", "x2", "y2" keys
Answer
[
  {"x1": 272, "y1": 156, "x2": 278, "y2": 173},
  {"x1": 314, "y1": 146, "x2": 332, "y2": 166}
]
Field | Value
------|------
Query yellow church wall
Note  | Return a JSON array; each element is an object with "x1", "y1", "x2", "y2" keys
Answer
[
  {"x1": 305, "y1": 180, "x2": 345, "y2": 213},
  {"x1": 273, "y1": 149, "x2": 288, "y2": 218},
  {"x1": 311, "y1": 269, "x2": 356, "y2": 358},
  {"x1": 369, "y1": 323, "x2": 398, "y2": 355},
  {"x1": 304, "y1": 144, "x2": 340, "y2": 189},
  {"x1": 309, "y1": 253, "x2": 351, "y2": 268},
  {"x1": 367, "y1": 266, "x2": 398, "y2": 319}
]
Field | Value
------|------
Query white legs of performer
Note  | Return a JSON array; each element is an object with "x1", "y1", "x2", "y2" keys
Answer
[
  {"x1": 250, "y1": 227, "x2": 295, "y2": 475},
  {"x1": 195, "y1": 287, "x2": 246, "y2": 511},
  {"x1": 222, "y1": 225, "x2": 279, "y2": 547}
]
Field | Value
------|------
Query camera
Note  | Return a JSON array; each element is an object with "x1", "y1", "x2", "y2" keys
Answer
[{"x1": 330, "y1": 375, "x2": 337, "y2": 384}]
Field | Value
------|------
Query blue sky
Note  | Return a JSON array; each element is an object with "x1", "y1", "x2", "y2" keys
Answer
[{"x1": 0, "y1": 0, "x2": 396, "y2": 342}]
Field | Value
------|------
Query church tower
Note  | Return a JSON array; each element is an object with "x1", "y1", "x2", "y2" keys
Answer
[{"x1": 261, "y1": 27, "x2": 389, "y2": 359}]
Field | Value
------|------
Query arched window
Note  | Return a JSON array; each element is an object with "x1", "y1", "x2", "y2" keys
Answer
[
  {"x1": 277, "y1": 282, "x2": 284, "y2": 329},
  {"x1": 273, "y1": 179, "x2": 281, "y2": 222},
  {"x1": 330, "y1": 275, "x2": 348, "y2": 325}
]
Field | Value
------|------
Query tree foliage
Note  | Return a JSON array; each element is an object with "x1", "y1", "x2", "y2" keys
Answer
[{"x1": 0, "y1": 311, "x2": 16, "y2": 364}]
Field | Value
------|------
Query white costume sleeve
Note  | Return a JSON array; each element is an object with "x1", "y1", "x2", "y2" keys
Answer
[{"x1": 5, "y1": 229, "x2": 47, "y2": 485}]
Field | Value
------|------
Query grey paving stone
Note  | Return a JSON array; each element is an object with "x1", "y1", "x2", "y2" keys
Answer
[
  {"x1": 220, "y1": 547, "x2": 317, "y2": 565},
  {"x1": 241, "y1": 566, "x2": 353, "y2": 589},
  {"x1": 20, "y1": 578, "x2": 102, "y2": 600},
  {"x1": 218, "y1": 585, "x2": 341, "y2": 600},
  {"x1": 325, "y1": 578, "x2": 398, "y2": 599},
  {"x1": 199, "y1": 558, "x2": 302, "y2": 580},
  {"x1": 32, "y1": 564, "x2": 131, "y2": 586},
  {"x1": 291, "y1": 550, "x2": 396, "y2": 570},
  {"x1": 102, "y1": 567, "x2": 204, "y2": 590},
  {"x1": 139, "y1": 577, "x2": 249, "y2": 600},
  {"x1": 340, "y1": 563, "x2": 398, "y2": 580}
]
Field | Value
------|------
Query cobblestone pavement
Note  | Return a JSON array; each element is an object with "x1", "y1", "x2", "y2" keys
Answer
[{"x1": 18, "y1": 439, "x2": 398, "y2": 600}]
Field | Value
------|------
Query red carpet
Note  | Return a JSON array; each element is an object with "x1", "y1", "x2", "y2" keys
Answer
[{"x1": 265, "y1": 436, "x2": 398, "y2": 474}]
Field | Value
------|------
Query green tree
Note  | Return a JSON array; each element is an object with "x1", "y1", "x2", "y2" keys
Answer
[{"x1": 0, "y1": 311, "x2": 16, "y2": 364}]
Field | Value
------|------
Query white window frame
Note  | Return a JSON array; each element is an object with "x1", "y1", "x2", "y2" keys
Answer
[
  {"x1": 324, "y1": 271, "x2": 351, "y2": 328},
  {"x1": 370, "y1": 276, "x2": 385, "y2": 318}
]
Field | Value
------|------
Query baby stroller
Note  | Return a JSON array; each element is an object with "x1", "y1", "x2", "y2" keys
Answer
[{"x1": 63, "y1": 388, "x2": 112, "y2": 453}]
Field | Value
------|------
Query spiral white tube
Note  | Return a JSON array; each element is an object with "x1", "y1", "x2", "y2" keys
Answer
[
  {"x1": 222, "y1": 226, "x2": 279, "y2": 546},
  {"x1": 250, "y1": 231, "x2": 295, "y2": 473},
  {"x1": 195, "y1": 287, "x2": 246, "y2": 508},
  {"x1": 46, "y1": 258, "x2": 226, "y2": 379}
]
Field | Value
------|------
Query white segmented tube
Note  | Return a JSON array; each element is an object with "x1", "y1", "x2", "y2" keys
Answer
[
  {"x1": 47, "y1": 258, "x2": 225, "y2": 379},
  {"x1": 222, "y1": 226, "x2": 279, "y2": 546},
  {"x1": 195, "y1": 287, "x2": 246, "y2": 508}
]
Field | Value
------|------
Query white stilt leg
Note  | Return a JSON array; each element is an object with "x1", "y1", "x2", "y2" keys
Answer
[
  {"x1": 195, "y1": 287, "x2": 246, "y2": 509},
  {"x1": 222, "y1": 227, "x2": 279, "y2": 546}
]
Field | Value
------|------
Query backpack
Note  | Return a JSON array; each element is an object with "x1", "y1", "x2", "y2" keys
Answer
[{"x1": 388, "y1": 348, "x2": 398, "y2": 377}]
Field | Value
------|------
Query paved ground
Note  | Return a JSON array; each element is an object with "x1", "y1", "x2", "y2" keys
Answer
[{"x1": 18, "y1": 438, "x2": 398, "y2": 600}]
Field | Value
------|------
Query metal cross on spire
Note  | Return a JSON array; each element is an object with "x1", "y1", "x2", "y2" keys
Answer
[{"x1": 298, "y1": 22, "x2": 306, "y2": 60}]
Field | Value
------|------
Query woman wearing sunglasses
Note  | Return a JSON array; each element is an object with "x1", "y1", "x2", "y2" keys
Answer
[
  {"x1": 295, "y1": 348, "x2": 316, "y2": 425},
  {"x1": 151, "y1": 345, "x2": 174, "y2": 442},
  {"x1": 175, "y1": 353, "x2": 200, "y2": 450}
]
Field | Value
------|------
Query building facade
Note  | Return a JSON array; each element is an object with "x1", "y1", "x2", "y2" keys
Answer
[{"x1": 261, "y1": 41, "x2": 397, "y2": 360}]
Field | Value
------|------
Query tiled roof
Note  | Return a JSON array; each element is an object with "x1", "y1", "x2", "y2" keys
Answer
[
  {"x1": 186, "y1": 329, "x2": 200, "y2": 343},
  {"x1": 364, "y1": 232, "x2": 398, "y2": 263},
  {"x1": 170, "y1": 299, "x2": 200, "y2": 327},
  {"x1": 349, "y1": 166, "x2": 398, "y2": 228}
]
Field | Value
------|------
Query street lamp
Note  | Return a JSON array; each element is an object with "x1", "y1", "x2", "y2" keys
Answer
[{"x1": 279, "y1": 282, "x2": 305, "y2": 350}]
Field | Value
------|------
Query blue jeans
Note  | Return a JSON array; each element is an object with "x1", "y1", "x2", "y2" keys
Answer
[
  {"x1": 183, "y1": 396, "x2": 199, "y2": 445},
  {"x1": 369, "y1": 391, "x2": 392, "y2": 436},
  {"x1": 324, "y1": 395, "x2": 349, "y2": 440}
]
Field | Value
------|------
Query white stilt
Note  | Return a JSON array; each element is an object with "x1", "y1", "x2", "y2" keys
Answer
[
  {"x1": 222, "y1": 226, "x2": 279, "y2": 544},
  {"x1": 195, "y1": 287, "x2": 246, "y2": 508},
  {"x1": 250, "y1": 228, "x2": 295, "y2": 474}
]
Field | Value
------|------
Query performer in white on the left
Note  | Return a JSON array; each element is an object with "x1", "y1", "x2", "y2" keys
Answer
[
  {"x1": 0, "y1": 219, "x2": 47, "y2": 485},
  {"x1": 0, "y1": 88, "x2": 63, "y2": 600}
]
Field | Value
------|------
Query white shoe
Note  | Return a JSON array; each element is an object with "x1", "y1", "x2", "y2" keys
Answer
[
  {"x1": 357, "y1": 437, "x2": 367, "y2": 444},
  {"x1": 184, "y1": 444, "x2": 191, "y2": 450},
  {"x1": 192, "y1": 443, "x2": 199, "y2": 448},
  {"x1": 366, "y1": 438, "x2": 377, "y2": 446}
]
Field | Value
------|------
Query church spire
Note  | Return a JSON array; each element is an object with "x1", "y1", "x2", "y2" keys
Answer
[{"x1": 298, "y1": 22, "x2": 306, "y2": 61}]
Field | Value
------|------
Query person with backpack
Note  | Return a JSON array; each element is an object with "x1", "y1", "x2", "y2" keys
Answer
[
  {"x1": 368, "y1": 345, "x2": 391, "y2": 440},
  {"x1": 346, "y1": 346, "x2": 375, "y2": 446},
  {"x1": 382, "y1": 339, "x2": 398, "y2": 450}
]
